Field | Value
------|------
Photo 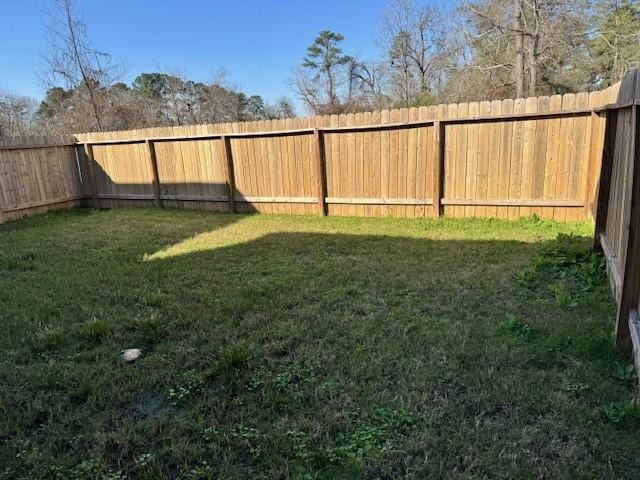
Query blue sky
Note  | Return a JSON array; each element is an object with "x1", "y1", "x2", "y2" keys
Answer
[{"x1": 0, "y1": 0, "x2": 449, "y2": 107}]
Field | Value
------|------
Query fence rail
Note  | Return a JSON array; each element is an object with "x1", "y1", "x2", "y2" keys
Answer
[{"x1": 53, "y1": 107, "x2": 601, "y2": 147}]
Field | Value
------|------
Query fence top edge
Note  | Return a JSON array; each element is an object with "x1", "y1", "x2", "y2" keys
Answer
[
  {"x1": 4, "y1": 102, "x2": 632, "y2": 151},
  {"x1": 74, "y1": 81, "x2": 624, "y2": 141},
  {"x1": 77, "y1": 107, "x2": 601, "y2": 147},
  {"x1": 0, "y1": 142, "x2": 77, "y2": 152}
]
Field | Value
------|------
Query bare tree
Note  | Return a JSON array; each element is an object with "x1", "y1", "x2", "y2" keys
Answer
[
  {"x1": 0, "y1": 91, "x2": 38, "y2": 137},
  {"x1": 514, "y1": 0, "x2": 526, "y2": 97},
  {"x1": 349, "y1": 61, "x2": 393, "y2": 110},
  {"x1": 457, "y1": 0, "x2": 589, "y2": 99},
  {"x1": 263, "y1": 97, "x2": 296, "y2": 120},
  {"x1": 41, "y1": 0, "x2": 121, "y2": 131},
  {"x1": 379, "y1": 0, "x2": 449, "y2": 106}
]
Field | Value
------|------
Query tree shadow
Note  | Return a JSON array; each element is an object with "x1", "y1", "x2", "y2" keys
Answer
[
  {"x1": 1, "y1": 217, "x2": 622, "y2": 478},
  {"x1": 134, "y1": 230, "x2": 610, "y2": 365},
  {"x1": 87, "y1": 158, "x2": 297, "y2": 215}
]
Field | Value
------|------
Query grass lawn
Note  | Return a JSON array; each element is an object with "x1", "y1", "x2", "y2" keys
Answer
[{"x1": 1, "y1": 208, "x2": 639, "y2": 479}]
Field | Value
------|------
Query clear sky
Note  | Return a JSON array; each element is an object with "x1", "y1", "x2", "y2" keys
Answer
[{"x1": 0, "y1": 0, "x2": 449, "y2": 106}]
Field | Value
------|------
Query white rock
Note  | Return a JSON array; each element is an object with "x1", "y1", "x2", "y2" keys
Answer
[{"x1": 121, "y1": 348, "x2": 143, "y2": 362}]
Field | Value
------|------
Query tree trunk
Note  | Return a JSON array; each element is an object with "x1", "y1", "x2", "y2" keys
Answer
[
  {"x1": 513, "y1": 0, "x2": 525, "y2": 98},
  {"x1": 527, "y1": 55, "x2": 536, "y2": 97},
  {"x1": 326, "y1": 66, "x2": 335, "y2": 113},
  {"x1": 526, "y1": 35, "x2": 538, "y2": 97},
  {"x1": 525, "y1": 0, "x2": 540, "y2": 97}
]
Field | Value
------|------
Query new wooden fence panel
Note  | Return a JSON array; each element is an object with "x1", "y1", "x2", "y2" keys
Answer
[
  {"x1": 363, "y1": 111, "x2": 373, "y2": 217},
  {"x1": 380, "y1": 110, "x2": 390, "y2": 217},
  {"x1": 466, "y1": 101, "x2": 481, "y2": 217},
  {"x1": 48, "y1": 84, "x2": 622, "y2": 224},
  {"x1": 475, "y1": 101, "x2": 491, "y2": 218},
  {"x1": 531, "y1": 96, "x2": 549, "y2": 219},
  {"x1": 487, "y1": 100, "x2": 503, "y2": 218},
  {"x1": 569, "y1": 92, "x2": 586, "y2": 221},
  {"x1": 91, "y1": 138, "x2": 154, "y2": 207},
  {"x1": 519, "y1": 97, "x2": 537, "y2": 218},
  {"x1": 301, "y1": 116, "x2": 314, "y2": 216},
  {"x1": 556, "y1": 94, "x2": 576, "y2": 222},
  {"x1": 443, "y1": 104, "x2": 457, "y2": 218},
  {"x1": 586, "y1": 91, "x2": 605, "y2": 218},
  {"x1": 433, "y1": 105, "x2": 447, "y2": 218},
  {"x1": 452, "y1": 102, "x2": 470, "y2": 218}
]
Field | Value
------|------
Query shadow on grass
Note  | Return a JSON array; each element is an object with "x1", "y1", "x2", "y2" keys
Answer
[{"x1": 0, "y1": 212, "x2": 629, "y2": 479}]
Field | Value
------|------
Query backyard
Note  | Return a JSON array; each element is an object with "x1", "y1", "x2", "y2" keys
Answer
[{"x1": 1, "y1": 208, "x2": 639, "y2": 479}]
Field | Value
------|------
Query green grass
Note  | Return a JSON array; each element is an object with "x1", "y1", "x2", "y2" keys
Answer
[{"x1": 0, "y1": 208, "x2": 638, "y2": 479}]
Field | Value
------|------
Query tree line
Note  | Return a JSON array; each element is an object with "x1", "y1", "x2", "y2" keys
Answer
[
  {"x1": 294, "y1": 0, "x2": 640, "y2": 114},
  {"x1": 1, "y1": 0, "x2": 638, "y2": 137}
]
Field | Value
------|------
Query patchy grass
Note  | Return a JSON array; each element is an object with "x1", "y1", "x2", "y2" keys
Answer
[{"x1": 0, "y1": 208, "x2": 638, "y2": 479}]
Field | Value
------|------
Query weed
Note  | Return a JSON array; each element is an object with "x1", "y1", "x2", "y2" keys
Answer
[
  {"x1": 518, "y1": 234, "x2": 605, "y2": 308},
  {"x1": 79, "y1": 317, "x2": 109, "y2": 343},
  {"x1": 563, "y1": 381, "x2": 590, "y2": 395},
  {"x1": 597, "y1": 400, "x2": 640, "y2": 427},
  {"x1": 30, "y1": 324, "x2": 65, "y2": 353},
  {"x1": 249, "y1": 361, "x2": 319, "y2": 408},
  {"x1": 229, "y1": 425, "x2": 265, "y2": 459},
  {"x1": 184, "y1": 461, "x2": 215, "y2": 480},
  {"x1": 287, "y1": 430, "x2": 314, "y2": 463},
  {"x1": 133, "y1": 310, "x2": 168, "y2": 346},
  {"x1": 141, "y1": 290, "x2": 167, "y2": 308},
  {"x1": 167, "y1": 370, "x2": 205, "y2": 406},
  {"x1": 549, "y1": 281, "x2": 577, "y2": 309},
  {"x1": 216, "y1": 345, "x2": 249, "y2": 371},
  {"x1": 328, "y1": 406, "x2": 415, "y2": 465},
  {"x1": 613, "y1": 363, "x2": 637, "y2": 385},
  {"x1": 133, "y1": 453, "x2": 159, "y2": 480},
  {"x1": 503, "y1": 313, "x2": 532, "y2": 336},
  {"x1": 46, "y1": 459, "x2": 124, "y2": 480}
]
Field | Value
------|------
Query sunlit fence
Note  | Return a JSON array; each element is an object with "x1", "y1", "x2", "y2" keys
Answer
[{"x1": 0, "y1": 80, "x2": 621, "y2": 224}]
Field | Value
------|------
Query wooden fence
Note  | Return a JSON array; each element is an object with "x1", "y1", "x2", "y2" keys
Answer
[
  {"x1": 0, "y1": 84, "x2": 622, "y2": 225},
  {"x1": 0, "y1": 135, "x2": 88, "y2": 224},
  {"x1": 593, "y1": 69, "x2": 640, "y2": 370},
  {"x1": 67, "y1": 86, "x2": 618, "y2": 222}
]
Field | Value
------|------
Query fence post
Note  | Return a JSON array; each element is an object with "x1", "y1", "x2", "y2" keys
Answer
[
  {"x1": 593, "y1": 109, "x2": 618, "y2": 251},
  {"x1": 221, "y1": 135, "x2": 236, "y2": 213},
  {"x1": 83, "y1": 143, "x2": 99, "y2": 209},
  {"x1": 313, "y1": 129, "x2": 328, "y2": 216},
  {"x1": 432, "y1": 121, "x2": 445, "y2": 217},
  {"x1": 146, "y1": 140, "x2": 163, "y2": 208},
  {"x1": 616, "y1": 105, "x2": 640, "y2": 348}
]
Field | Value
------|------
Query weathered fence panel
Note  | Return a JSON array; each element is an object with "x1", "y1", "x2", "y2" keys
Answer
[
  {"x1": 0, "y1": 135, "x2": 87, "y2": 223},
  {"x1": 593, "y1": 69, "x2": 640, "y2": 370}
]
